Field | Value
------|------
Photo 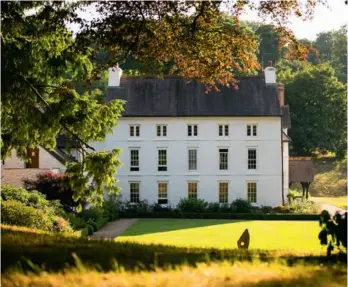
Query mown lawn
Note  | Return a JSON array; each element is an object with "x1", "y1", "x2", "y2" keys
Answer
[
  {"x1": 312, "y1": 196, "x2": 347, "y2": 209},
  {"x1": 116, "y1": 219, "x2": 322, "y2": 251},
  {"x1": 2, "y1": 224, "x2": 347, "y2": 287}
]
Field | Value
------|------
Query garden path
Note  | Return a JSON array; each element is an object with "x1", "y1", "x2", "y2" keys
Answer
[{"x1": 91, "y1": 219, "x2": 137, "y2": 240}]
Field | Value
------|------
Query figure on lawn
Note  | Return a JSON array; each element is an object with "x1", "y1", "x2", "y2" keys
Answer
[{"x1": 237, "y1": 229, "x2": 250, "y2": 249}]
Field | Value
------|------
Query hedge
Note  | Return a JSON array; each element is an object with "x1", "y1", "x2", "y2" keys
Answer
[{"x1": 119, "y1": 212, "x2": 320, "y2": 221}]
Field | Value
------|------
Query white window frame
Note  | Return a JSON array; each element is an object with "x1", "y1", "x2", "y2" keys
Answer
[
  {"x1": 129, "y1": 125, "x2": 140, "y2": 137},
  {"x1": 187, "y1": 124, "x2": 198, "y2": 137},
  {"x1": 130, "y1": 148, "x2": 140, "y2": 171},
  {"x1": 247, "y1": 181, "x2": 257, "y2": 203},
  {"x1": 247, "y1": 148, "x2": 257, "y2": 170},
  {"x1": 218, "y1": 181, "x2": 229, "y2": 204},
  {"x1": 246, "y1": 124, "x2": 257, "y2": 137},
  {"x1": 156, "y1": 124, "x2": 167, "y2": 137},
  {"x1": 188, "y1": 148, "x2": 198, "y2": 171},
  {"x1": 219, "y1": 148, "x2": 229, "y2": 170},
  {"x1": 157, "y1": 181, "x2": 168, "y2": 205},
  {"x1": 129, "y1": 181, "x2": 140, "y2": 203},
  {"x1": 218, "y1": 124, "x2": 229, "y2": 137},
  {"x1": 157, "y1": 148, "x2": 167, "y2": 171},
  {"x1": 188, "y1": 181, "x2": 198, "y2": 199}
]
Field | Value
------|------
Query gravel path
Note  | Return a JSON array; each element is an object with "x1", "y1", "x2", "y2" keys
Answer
[
  {"x1": 315, "y1": 202, "x2": 346, "y2": 215},
  {"x1": 91, "y1": 219, "x2": 138, "y2": 240}
]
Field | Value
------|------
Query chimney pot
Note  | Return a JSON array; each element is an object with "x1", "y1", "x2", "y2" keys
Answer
[
  {"x1": 108, "y1": 64, "x2": 123, "y2": 87},
  {"x1": 268, "y1": 60, "x2": 273, "y2": 67}
]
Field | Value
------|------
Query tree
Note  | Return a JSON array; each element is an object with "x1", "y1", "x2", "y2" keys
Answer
[
  {"x1": 277, "y1": 62, "x2": 347, "y2": 158},
  {"x1": 330, "y1": 25, "x2": 347, "y2": 83},
  {"x1": 1, "y1": 1, "x2": 326, "y2": 206}
]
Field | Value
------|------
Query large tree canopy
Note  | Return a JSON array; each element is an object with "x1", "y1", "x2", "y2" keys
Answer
[
  {"x1": 277, "y1": 61, "x2": 347, "y2": 158},
  {"x1": 1, "y1": 0, "x2": 327, "y2": 206}
]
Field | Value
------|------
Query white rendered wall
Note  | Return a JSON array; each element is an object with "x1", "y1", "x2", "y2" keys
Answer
[
  {"x1": 91, "y1": 116, "x2": 284, "y2": 207},
  {"x1": 3, "y1": 148, "x2": 66, "y2": 172},
  {"x1": 283, "y1": 141, "x2": 289, "y2": 202}
]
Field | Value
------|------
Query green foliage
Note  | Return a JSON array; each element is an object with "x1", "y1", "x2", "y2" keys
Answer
[
  {"x1": 277, "y1": 62, "x2": 347, "y2": 158},
  {"x1": 66, "y1": 149, "x2": 122, "y2": 209},
  {"x1": 286, "y1": 199, "x2": 320, "y2": 214},
  {"x1": 119, "y1": 200, "x2": 152, "y2": 213},
  {"x1": 230, "y1": 199, "x2": 252, "y2": 213},
  {"x1": 177, "y1": 198, "x2": 208, "y2": 213},
  {"x1": 80, "y1": 207, "x2": 105, "y2": 222},
  {"x1": 2, "y1": 201, "x2": 53, "y2": 231},
  {"x1": 87, "y1": 224, "x2": 94, "y2": 236},
  {"x1": 319, "y1": 210, "x2": 347, "y2": 256},
  {"x1": 1, "y1": 2, "x2": 124, "y2": 207},
  {"x1": 67, "y1": 215, "x2": 87, "y2": 230},
  {"x1": 1, "y1": 185, "x2": 62, "y2": 215},
  {"x1": 102, "y1": 198, "x2": 120, "y2": 221},
  {"x1": 287, "y1": 189, "x2": 302, "y2": 203},
  {"x1": 23, "y1": 171, "x2": 80, "y2": 212}
]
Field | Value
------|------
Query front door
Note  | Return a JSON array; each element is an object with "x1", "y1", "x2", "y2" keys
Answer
[{"x1": 26, "y1": 148, "x2": 39, "y2": 168}]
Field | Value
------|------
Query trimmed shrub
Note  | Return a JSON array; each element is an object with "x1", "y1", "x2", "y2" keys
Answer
[
  {"x1": 230, "y1": 199, "x2": 252, "y2": 213},
  {"x1": 260, "y1": 206, "x2": 273, "y2": 214},
  {"x1": 1, "y1": 200, "x2": 54, "y2": 231},
  {"x1": 177, "y1": 198, "x2": 208, "y2": 213},
  {"x1": 87, "y1": 224, "x2": 94, "y2": 235},
  {"x1": 119, "y1": 200, "x2": 151, "y2": 213},
  {"x1": 67, "y1": 215, "x2": 86, "y2": 230},
  {"x1": 273, "y1": 205, "x2": 291, "y2": 213},
  {"x1": 80, "y1": 207, "x2": 104, "y2": 222},
  {"x1": 95, "y1": 217, "x2": 108, "y2": 230},
  {"x1": 206, "y1": 202, "x2": 220, "y2": 212},
  {"x1": 86, "y1": 219, "x2": 98, "y2": 232},
  {"x1": 103, "y1": 198, "x2": 119, "y2": 221}
]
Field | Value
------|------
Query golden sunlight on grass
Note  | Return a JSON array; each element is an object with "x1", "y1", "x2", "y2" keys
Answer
[
  {"x1": 116, "y1": 219, "x2": 323, "y2": 252},
  {"x1": 3, "y1": 261, "x2": 346, "y2": 287}
]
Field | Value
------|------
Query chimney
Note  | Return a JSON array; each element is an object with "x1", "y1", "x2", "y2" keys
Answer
[
  {"x1": 277, "y1": 83, "x2": 285, "y2": 106},
  {"x1": 264, "y1": 61, "x2": 276, "y2": 85},
  {"x1": 108, "y1": 64, "x2": 123, "y2": 87}
]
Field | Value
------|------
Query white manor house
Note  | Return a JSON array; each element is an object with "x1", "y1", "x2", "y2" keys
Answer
[{"x1": 92, "y1": 64, "x2": 291, "y2": 207}]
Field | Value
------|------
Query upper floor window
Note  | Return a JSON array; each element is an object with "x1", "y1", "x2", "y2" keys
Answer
[
  {"x1": 130, "y1": 182, "x2": 140, "y2": 203},
  {"x1": 218, "y1": 125, "x2": 229, "y2": 136},
  {"x1": 219, "y1": 148, "x2": 228, "y2": 170},
  {"x1": 188, "y1": 182, "x2": 198, "y2": 199},
  {"x1": 219, "y1": 182, "x2": 228, "y2": 203},
  {"x1": 130, "y1": 125, "x2": 140, "y2": 137},
  {"x1": 248, "y1": 148, "x2": 257, "y2": 169},
  {"x1": 158, "y1": 149, "x2": 167, "y2": 171},
  {"x1": 157, "y1": 125, "x2": 167, "y2": 137},
  {"x1": 188, "y1": 149, "x2": 197, "y2": 171},
  {"x1": 188, "y1": 125, "x2": 198, "y2": 136},
  {"x1": 247, "y1": 182, "x2": 257, "y2": 203},
  {"x1": 130, "y1": 149, "x2": 139, "y2": 171},
  {"x1": 158, "y1": 182, "x2": 168, "y2": 204},
  {"x1": 247, "y1": 124, "x2": 257, "y2": 137}
]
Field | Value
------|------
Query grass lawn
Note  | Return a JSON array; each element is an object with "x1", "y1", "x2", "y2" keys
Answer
[
  {"x1": 116, "y1": 219, "x2": 323, "y2": 252},
  {"x1": 312, "y1": 196, "x2": 347, "y2": 209}
]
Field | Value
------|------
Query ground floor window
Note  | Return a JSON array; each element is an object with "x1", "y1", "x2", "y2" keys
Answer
[
  {"x1": 188, "y1": 182, "x2": 198, "y2": 199},
  {"x1": 219, "y1": 182, "x2": 228, "y2": 203},
  {"x1": 129, "y1": 182, "x2": 140, "y2": 203},
  {"x1": 247, "y1": 182, "x2": 257, "y2": 203},
  {"x1": 158, "y1": 182, "x2": 168, "y2": 204}
]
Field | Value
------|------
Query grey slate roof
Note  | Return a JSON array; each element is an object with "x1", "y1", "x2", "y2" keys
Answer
[{"x1": 106, "y1": 76, "x2": 281, "y2": 117}]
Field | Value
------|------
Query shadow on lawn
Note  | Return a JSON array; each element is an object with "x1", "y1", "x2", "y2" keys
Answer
[
  {"x1": 120, "y1": 218, "x2": 247, "y2": 236},
  {"x1": 2, "y1": 225, "x2": 347, "y2": 274}
]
